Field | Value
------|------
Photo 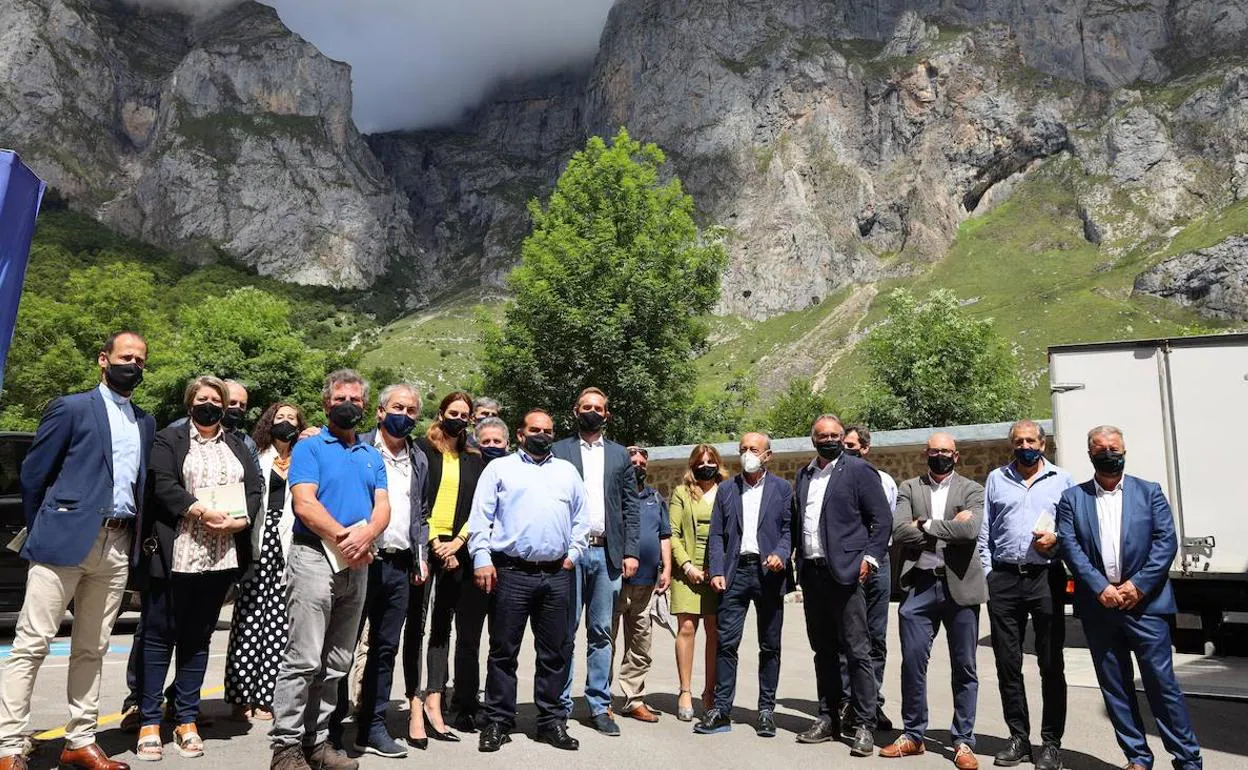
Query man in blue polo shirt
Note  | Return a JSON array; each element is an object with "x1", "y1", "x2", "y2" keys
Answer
[
  {"x1": 270, "y1": 370, "x2": 391, "y2": 770},
  {"x1": 978, "y1": 419, "x2": 1074, "y2": 770}
]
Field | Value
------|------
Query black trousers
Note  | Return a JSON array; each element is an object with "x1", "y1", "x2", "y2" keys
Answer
[
  {"x1": 987, "y1": 563, "x2": 1067, "y2": 745},
  {"x1": 801, "y1": 561, "x2": 877, "y2": 726},
  {"x1": 713, "y1": 561, "x2": 785, "y2": 713},
  {"x1": 483, "y1": 564, "x2": 573, "y2": 730},
  {"x1": 424, "y1": 546, "x2": 489, "y2": 711},
  {"x1": 400, "y1": 568, "x2": 431, "y2": 699}
]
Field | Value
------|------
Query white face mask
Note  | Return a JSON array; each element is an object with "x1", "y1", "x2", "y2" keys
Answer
[{"x1": 740, "y1": 450, "x2": 763, "y2": 474}]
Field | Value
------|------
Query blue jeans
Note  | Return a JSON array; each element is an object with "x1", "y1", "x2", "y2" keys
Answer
[
  {"x1": 899, "y1": 570, "x2": 979, "y2": 748},
  {"x1": 561, "y1": 546, "x2": 620, "y2": 716}
]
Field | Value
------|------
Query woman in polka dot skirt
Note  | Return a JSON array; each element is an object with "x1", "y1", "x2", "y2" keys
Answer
[{"x1": 224, "y1": 403, "x2": 306, "y2": 721}]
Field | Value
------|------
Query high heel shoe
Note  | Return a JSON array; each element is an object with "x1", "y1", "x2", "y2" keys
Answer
[
  {"x1": 424, "y1": 710, "x2": 461, "y2": 742},
  {"x1": 406, "y1": 735, "x2": 428, "y2": 750},
  {"x1": 677, "y1": 689, "x2": 694, "y2": 722}
]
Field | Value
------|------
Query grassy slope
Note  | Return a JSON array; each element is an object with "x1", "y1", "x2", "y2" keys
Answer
[{"x1": 358, "y1": 161, "x2": 1245, "y2": 418}]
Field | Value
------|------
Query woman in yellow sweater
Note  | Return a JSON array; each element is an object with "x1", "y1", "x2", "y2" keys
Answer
[
  {"x1": 668, "y1": 444, "x2": 729, "y2": 721},
  {"x1": 408, "y1": 391, "x2": 485, "y2": 744}
]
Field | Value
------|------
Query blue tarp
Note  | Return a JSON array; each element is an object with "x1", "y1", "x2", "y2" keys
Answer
[{"x1": 0, "y1": 150, "x2": 47, "y2": 394}]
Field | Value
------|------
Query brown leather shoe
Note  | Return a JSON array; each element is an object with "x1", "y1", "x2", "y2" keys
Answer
[
  {"x1": 58, "y1": 743, "x2": 130, "y2": 770},
  {"x1": 0, "y1": 754, "x2": 29, "y2": 770},
  {"x1": 954, "y1": 744, "x2": 980, "y2": 770},
  {"x1": 880, "y1": 735, "x2": 926, "y2": 757},
  {"x1": 622, "y1": 704, "x2": 660, "y2": 723}
]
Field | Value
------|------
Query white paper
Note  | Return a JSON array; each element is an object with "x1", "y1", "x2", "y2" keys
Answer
[
  {"x1": 322, "y1": 519, "x2": 369, "y2": 573},
  {"x1": 6, "y1": 527, "x2": 27, "y2": 553},
  {"x1": 1034, "y1": 512, "x2": 1057, "y2": 535},
  {"x1": 194, "y1": 482, "x2": 248, "y2": 520}
]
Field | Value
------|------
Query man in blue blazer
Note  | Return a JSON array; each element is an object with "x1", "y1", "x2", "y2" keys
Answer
[
  {"x1": 694, "y1": 432, "x2": 793, "y2": 738},
  {"x1": 1056, "y1": 425, "x2": 1202, "y2": 770},
  {"x1": 792, "y1": 415, "x2": 892, "y2": 755},
  {"x1": 0, "y1": 331, "x2": 155, "y2": 770},
  {"x1": 552, "y1": 387, "x2": 640, "y2": 736}
]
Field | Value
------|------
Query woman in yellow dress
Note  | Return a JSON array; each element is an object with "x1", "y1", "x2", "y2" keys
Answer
[{"x1": 668, "y1": 443, "x2": 729, "y2": 721}]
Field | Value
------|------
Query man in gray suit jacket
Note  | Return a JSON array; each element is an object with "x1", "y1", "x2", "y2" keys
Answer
[{"x1": 881, "y1": 433, "x2": 986, "y2": 770}]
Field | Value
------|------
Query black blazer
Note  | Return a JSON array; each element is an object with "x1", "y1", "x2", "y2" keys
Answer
[
  {"x1": 552, "y1": 435, "x2": 641, "y2": 570},
  {"x1": 708, "y1": 473, "x2": 794, "y2": 592},
  {"x1": 143, "y1": 422, "x2": 262, "y2": 581},
  {"x1": 414, "y1": 435, "x2": 483, "y2": 543},
  {"x1": 792, "y1": 454, "x2": 892, "y2": 586}
]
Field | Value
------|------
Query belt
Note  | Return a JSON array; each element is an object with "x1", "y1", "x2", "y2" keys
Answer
[
  {"x1": 102, "y1": 517, "x2": 134, "y2": 531},
  {"x1": 737, "y1": 553, "x2": 760, "y2": 567},
  {"x1": 991, "y1": 560, "x2": 1049, "y2": 576},
  {"x1": 914, "y1": 566, "x2": 947, "y2": 578},
  {"x1": 377, "y1": 547, "x2": 412, "y2": 563},
  {"x1": 492, "y1": 552, "x2": 565, "y2": 574},
  {"x1": 587, "y1": 535, "x2": 606, "y2": 547},
  {"x1": 804, "y1": 557, "x2": 828, "y2": 569}
]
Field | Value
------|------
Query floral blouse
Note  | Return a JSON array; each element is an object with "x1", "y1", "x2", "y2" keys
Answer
[{"x1": 172, "y1": 429, "x2": 244, "y2": 573}]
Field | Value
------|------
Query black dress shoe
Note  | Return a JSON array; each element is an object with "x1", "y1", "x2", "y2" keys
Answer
[
  {"x1": 589, "y1": 712, "x2": 621, "y2": 736},
  {"x1": 535, "y1": 723, "x2": 579, "y2": 750},
  {"x1": 449, "y1": 712, "x2": 479, "y2": 733},
  {"x1": 478, "y1": 723, "x2": 511, "y2": 753},
  {"x1": 796, "y1": 716, "x2": 836, "y2": 744},
  {"x1": 693, "y1": 708, "x2": 732, "y2": 734},
  {"x1": 755, "y1": 710, "x2": 776, "y2": 738},
  {"x1": 849, "y1": 726, "x2": 874, "y2": 757},
  {"x1": 1035, "y1": 742, "x2": 1063, "y2": 770},
  {"x1": 994, "y1": 735, "x2": 1031, "y2": 767},
  {"x1": 424, "y1": 712, "x2": 461, "y2": 742}
]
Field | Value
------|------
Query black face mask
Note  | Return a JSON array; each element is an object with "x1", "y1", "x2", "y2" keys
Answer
[
  {"x1": 1090, "y1": 451, "x2": 1126, "y2": 475},
  {"x1": 270, "y1": 420, "x2": 299, "y2": 444},
  {"x1": 104, "y1": 362, "x2": 143, "y2": 392},
  {"x1": 576, "y1": 410, "x2": 606, "y2": 433},
  {"x1": 441, "y1": 416, "x2": 469, "y2": 437},
  {"x1": 843, "y1": 447, "x2": 862, "y2": 458},
  {"x1": 634, "y1": 466, "x2": 647, "y2": 485},
  {"x1": 481, "y1": 446, "x2": 508, "y2": 463},
  {"x1": 927, "y1": 454, "x2": 956, "y2": 476},
  {"x1": 222, "y1": 406, "x2": 246, "y2": 430},
  {"x1": 815, "y1": 440, "x2": 843, "y2": 461},
  {"x1": 524, "y1": 431, "x2": 554, "y2": 456},
  {"x1": 693, "y1": 464, "x2": 719, "y2": 482},
  {"x1": 328, "y1": 402, "x2": 364, "y2": 430},
  {"x1": 190, "y1": 402, "x2": 224, "y2": 427}
]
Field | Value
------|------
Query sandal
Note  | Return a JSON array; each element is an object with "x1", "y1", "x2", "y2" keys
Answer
[
  {"x1": 251, "y1": 706, "x2": 274, "y2": 722},
  {"x1": 173, "y1": 723, "x2": 204, "y2": 759},
  {"x1": 136, "y1": 725, "x2": 163, "y2": 762}
]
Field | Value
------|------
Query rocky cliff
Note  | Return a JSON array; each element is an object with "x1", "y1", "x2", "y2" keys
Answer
[{"x1": 0, "y1": 0, "x2": 422, "y2": 292}]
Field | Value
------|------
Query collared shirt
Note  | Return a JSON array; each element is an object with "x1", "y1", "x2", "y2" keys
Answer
[
  {"x1": 374, "y1": 433, "x2": 412, "y2": 551},
  {"x1": 98, "y1": 384, "x2": 141, "y2": 518},
  {"x1": 981, "y1": 459, "x2": 1074, "y2": 570},
  {"x1": 802, "y1": 457, "x2": 839, "y2": 559},
  {"x1": 740, "y1": 472, "x2": 766, "y2": 555},
  {"x1": 627, "y1": 486, "x2": 671, "y2": 586},
  {"x1": 1095, "y1": 478, "x2": 1125, "y2": 583},
  {"x1": 918, "y1": 473, "x2": 953, "y2": 570},
  {"x1": 579, "y1": 436, "x2": 606, "y2": 537},
  {"x1": 289, "y1": 430, "x2": 387, "y2": 536},
  {"x1": 879, "y1": 469, "x2": 898, "y2": 513},
  {"x1": 468, "y1": 450, "x2": 590, "y2": 569}
]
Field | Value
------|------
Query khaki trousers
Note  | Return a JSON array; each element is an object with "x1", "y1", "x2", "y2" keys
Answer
[
  {"x1": 0, "y1": 527, "x2": 131, "y2": 756},
  {"x1": 611, "y1": 583, "x2": 656, "y2": 713}
]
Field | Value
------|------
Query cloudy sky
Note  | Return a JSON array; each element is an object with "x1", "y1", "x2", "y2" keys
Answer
[{"x1": 131, "y1": 0, "x2": 615, "y2": 132}]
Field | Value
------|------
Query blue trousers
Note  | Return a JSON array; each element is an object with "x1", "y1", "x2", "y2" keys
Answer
[
  {"x1": 898, "y1": 571, "x2": 979, "y2": 748},
  {"x1": 355, "y1": 555, "x2": 411, "y2": 734},
  {"x1": 561, "y1": 546, "x2": 620, "y2": 716},
  {"x1": 713, "y1": 563, "x2": 785, "y2": 713},
  {"x1": 1083, "y1": 611, "x2": 1202, "y2": 770},
  {"x1": 840, "y1": 551, "x2": 890, "y2": 715}
]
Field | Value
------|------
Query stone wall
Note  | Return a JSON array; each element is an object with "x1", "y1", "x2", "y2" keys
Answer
[{"x1": 644, "y1": 421, "x2": 1055, "y2": 499}]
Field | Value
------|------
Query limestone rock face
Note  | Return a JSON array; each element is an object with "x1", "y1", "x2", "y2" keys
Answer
[
  {"x1": 0, "y1": 0, "x2": 419, "y2": 289},
  {"x1": 1135, "y1": 236, "x2": 1248, "y2": 319}
]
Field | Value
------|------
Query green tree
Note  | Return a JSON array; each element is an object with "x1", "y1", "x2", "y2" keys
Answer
[
  {"x1": 481, "y1": 128, "x2": 728, "y2": 444},
  {"x1": 859, "y1": 289, "x2": 1025, "y2": 430},
  {"x1": 763, "y1": 378, "x2": 839, "y2": 439}
]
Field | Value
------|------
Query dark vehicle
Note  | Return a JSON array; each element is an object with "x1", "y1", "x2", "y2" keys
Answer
[{"x1": 0, "y1": 431, "x2": 34, "y2": 616}]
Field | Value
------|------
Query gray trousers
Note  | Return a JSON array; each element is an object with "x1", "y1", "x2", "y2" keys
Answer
[{"x1": 269, "y1": 543, "x2": 367, "y2": 749}]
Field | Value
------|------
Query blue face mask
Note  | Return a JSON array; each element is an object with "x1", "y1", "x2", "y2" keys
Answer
[
  {"x1": 382, "y1": 412, "x2": 416, "y2": 439},
  {"x1": 1014, "y1": 447, "x2": 1044, "y2": 467},
  {"x1": 481, "y1": 446, "x2": 509, "y2": 463}
]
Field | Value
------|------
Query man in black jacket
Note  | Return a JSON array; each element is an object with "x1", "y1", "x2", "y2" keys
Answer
[{"x1": 552, "y1": 387, "x2": 640, "y2": 736}]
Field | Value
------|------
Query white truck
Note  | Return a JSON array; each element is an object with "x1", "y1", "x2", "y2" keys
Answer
[{"x1": 1049, "y1": 333, "x2": 1248, "y2": 654}]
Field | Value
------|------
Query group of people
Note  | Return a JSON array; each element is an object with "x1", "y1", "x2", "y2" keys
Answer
[{"x1": 0, "y1": 330, "x2": 1204, "y2": 770}]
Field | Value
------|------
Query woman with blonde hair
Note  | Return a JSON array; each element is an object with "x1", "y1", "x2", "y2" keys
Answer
[{"x1": 668, "y1": 443, "x2": 728, "y2": 722}]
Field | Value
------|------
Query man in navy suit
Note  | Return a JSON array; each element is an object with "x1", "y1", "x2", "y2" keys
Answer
[
  {"x1": 0, "y1": 331, "x2": 155, "y2": 770},
  {"x1": 792, "y1": 415, "x2": 891, "y2": 756},
  {"x1": 1057, "y1": 425, "x2": 1202, "y2": 770},
  {"x1": 694, "y1": 432, "x2": 793, "y2": 738},
  {"x1": 552, "y1": 387, "x2": 640, "y2": 736}
]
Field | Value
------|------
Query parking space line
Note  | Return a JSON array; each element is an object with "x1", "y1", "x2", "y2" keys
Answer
[{"x1": 33, "y1": 685, "x2": 225, "y2": 742}]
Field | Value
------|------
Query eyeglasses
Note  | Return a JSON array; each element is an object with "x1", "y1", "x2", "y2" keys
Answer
[{"x1": 627, "y1": 447, "x2": 648, "y2": 458}]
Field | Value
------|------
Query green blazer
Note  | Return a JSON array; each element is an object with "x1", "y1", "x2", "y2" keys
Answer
[{"x1": 669, "y1": 483, "x2": 715, "y2": 570}]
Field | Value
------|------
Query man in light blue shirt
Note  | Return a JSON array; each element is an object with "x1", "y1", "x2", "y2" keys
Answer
[
  {"x1": 469, "y1": 408, "x2": 588, "y2": 754},
  {"x1": 979, "y1": 419, "x2": 1074, "y2": 770}
]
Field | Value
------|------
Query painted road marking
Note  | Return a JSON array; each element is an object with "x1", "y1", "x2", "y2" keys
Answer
[
  {"x1": 33, "y1": 685, "x2": 226, "y2": 742},
  {"x1": 0, "y1": 643, "x2": 130, "y2": 659}
]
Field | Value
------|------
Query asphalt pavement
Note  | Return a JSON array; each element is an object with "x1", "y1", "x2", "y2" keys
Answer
[{"x1": 4, "y1": 604, "x2": 1247, "y2": 769}]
